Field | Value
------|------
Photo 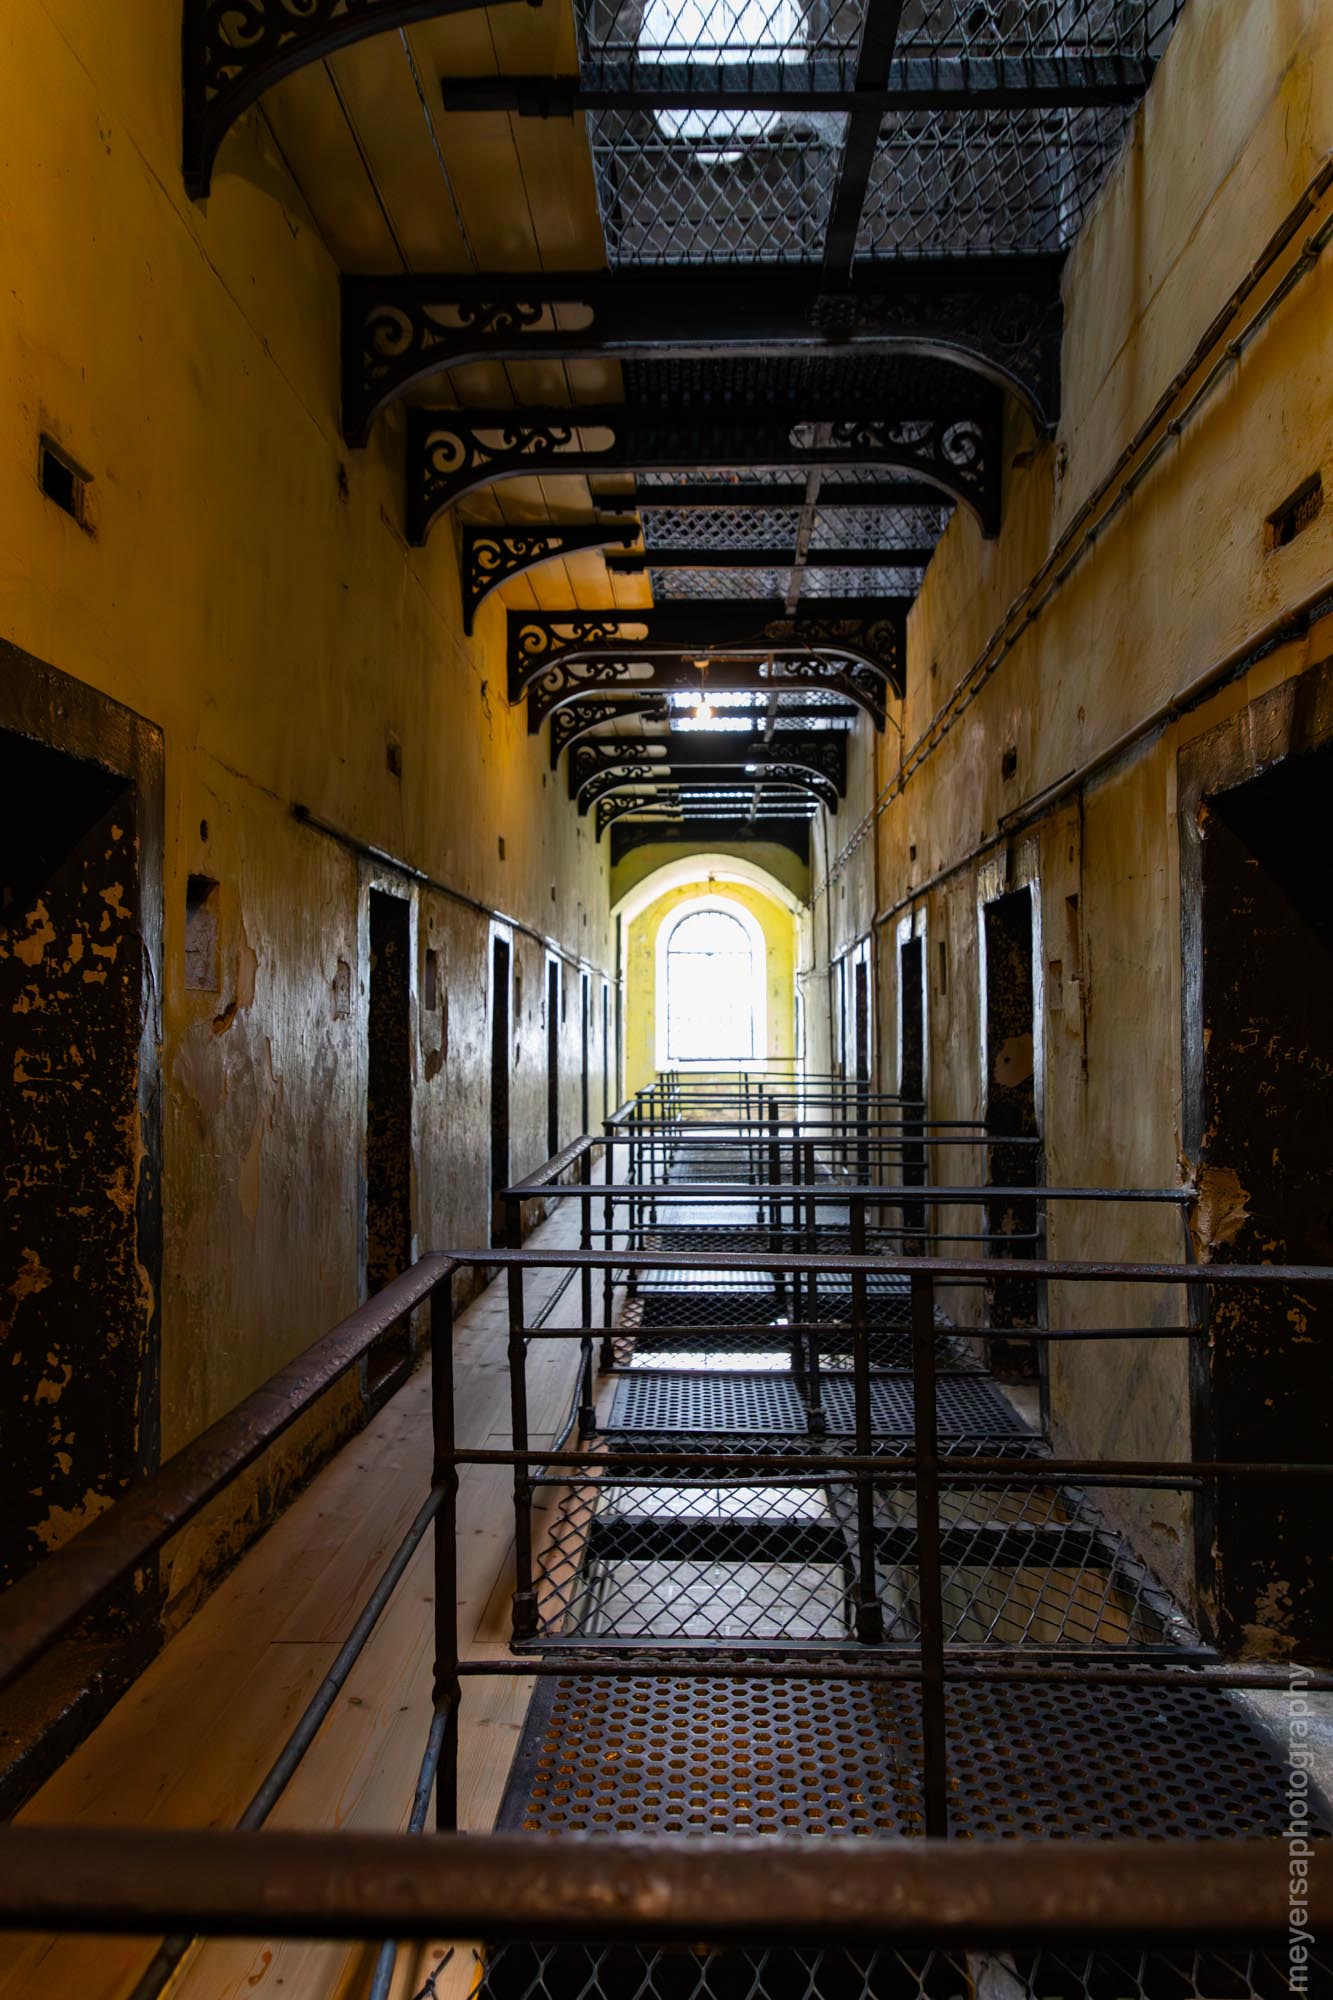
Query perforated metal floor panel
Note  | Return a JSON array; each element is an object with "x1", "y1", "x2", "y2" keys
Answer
[
  {"x1": 496, "y1": 1673, "x2": 1315, "y2": 1842},
  {"x1": 607, "y1": 1372, "x2": 1027, "y2": 1437}
]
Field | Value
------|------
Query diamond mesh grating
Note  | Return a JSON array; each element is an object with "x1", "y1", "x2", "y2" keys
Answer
[
  {"x1": 477, "y1": 1936, "x2": 1330, "y2": 2000},
  {"x1": 798, "y1": 564, "x2": 927, "y2": 595},
  {"x1": 643, "y1": 507, "x2": 803, "y2": 551},
  {"x1": 856, "y1": 105, "x2": 1140, "y2": 259},
  {"x1": 651, "y1": 566, "x2": 796, "y2": 598},
  {"x1": 809, "y1": 503, "x2": 951, "y2": 549},
  {"x1": 898, "y1": 0, "x2": 1184, "y2": 61},
  {"x1": 591, "y1": 113, "x2": 846, "y2": 266}
]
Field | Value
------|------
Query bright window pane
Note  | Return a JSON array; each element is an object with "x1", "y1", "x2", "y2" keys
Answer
[{"x1": 666, "y1": 908, "x2": 756, "y2": 1060}]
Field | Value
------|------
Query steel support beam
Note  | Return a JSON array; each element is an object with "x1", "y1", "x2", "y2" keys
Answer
[
  {"x1": 608, "y1": 546, "x2": 935, "y2": 574},
  {"x1": 630, "y1": 480, "x2": 946, "y2": 512},
  {"x1": 611, "y1": 814, "x2": 812, "y2": 867},
  {"x1": 461, "y1": 521, "x2": 639, "y2": 633},
  {"x1": 823, "y1": 0, "x2": 907, "y2": 284},
  {"x1": 183, "y1": 0, "x2": 535, "y2": 200},
  {"x1": 343, "y1": 261, "x2": 1061, "y2": 445},
  {"x1": 408, "y1": 399, "x2": 999, "y2": 542},
  {"x1": 507, "y1": 602, "x2": 908, "y2": 701},
  {"x1": 439, "y1": 55, "x2": 1154, "y2": 116},
  {"x1": 525, "y1": 655, "x2": 889, "y2": 734}
]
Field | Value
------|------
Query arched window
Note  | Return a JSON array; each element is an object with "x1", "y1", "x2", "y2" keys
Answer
[{"x1": 658, "y1": 899, "x2": 767, "y2": 1065}]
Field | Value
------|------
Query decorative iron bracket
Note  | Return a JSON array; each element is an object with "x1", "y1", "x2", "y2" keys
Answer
[
  {"x1": 344, "y1": 261, "x2": 1061, "y2": 445},
  {"x1": 507, "y1": 601, "x2": 908, "y2": 702},
  {"x1": 524, "y1": 656, "x2": 888, "y2": 735},
  {"x1": 570, "y1": 732, "x2": 848, "y2": 803},
  {"x1": 594, "y1": 784, "x2": 824, "y2": 840},
  {"x1": 582, "y1": 762, "x2": 840, "y2": 816},
  {"x1": 461, "y1": 521, "x2": 639, "y2": 635},
  {"x1": 408, "y1": 397, "x2": 1000, "y2": 543},
  {"x1": 549, "y1": 695, "x2": 668, "y2": 769},
  {"x1": 182, "y1": 0, "x2": 538, "y2": 199}
]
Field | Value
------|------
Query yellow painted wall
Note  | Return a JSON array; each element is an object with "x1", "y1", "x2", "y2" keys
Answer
[
  {"x1": 0, "y1": 2, "x2": 614, "y2": 1612},
  {"x1": 822, "y1": 0, "x2": 1333, "y2": 1603},
  {"x1": 623, "y1": 880, "x2": 798, "y2": 1099}
]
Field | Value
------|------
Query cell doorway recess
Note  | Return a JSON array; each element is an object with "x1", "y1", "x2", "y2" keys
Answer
[
  {"x1": 981, "y1": 884, "x2": 1042, "y2": 1382},
  {"x1": 0, "y1": 644, "x2": 162, "y2": 1669},
  {"x1": 1191, "y1": 735, "x2": 1333, "y2": 1661},
  {"x1": 365, "y1": 888, "x2": 413, "y2": 1391},
  {"x1": 490, "y1": 935, "x2": 512, "y2": 1247},
  {"x1": 897, "y1": 917, "x2": 927, "y2": 1238},
  {"x1": 547, "y1": 958, "x2": 562, "y2": 1160}
]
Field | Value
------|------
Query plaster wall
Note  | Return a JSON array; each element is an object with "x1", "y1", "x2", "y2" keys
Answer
[
  {"x1": 0, "y1": 2, "x2": 613, "y2": 1617},
  {"x1": 825, "y1": 0, "x2": 1333, "y2": 1608}
]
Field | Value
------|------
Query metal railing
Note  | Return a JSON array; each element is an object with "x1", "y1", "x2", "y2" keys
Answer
[{"x1": 0, "y1": 1104, "x2": 1328, "y2": 1998}]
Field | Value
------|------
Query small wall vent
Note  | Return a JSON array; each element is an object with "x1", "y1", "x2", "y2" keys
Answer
[
  {"x1": 1266, "y1": 473, "x2": 1323, "y2": 550},
  {"x1": 38, "y1": 435, "x2": 89, "y2": 526}
]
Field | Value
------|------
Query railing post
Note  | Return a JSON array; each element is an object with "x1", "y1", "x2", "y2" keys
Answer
[
  {"x1": 430, "y1": 1272, "x2": 460, "y2": 1831},
  {"x1": 601, "y1": 1122, "x2": 616, "y2": 1369},
  {"x1": 850, "y1": 1196, "x2": 883, "y2": 1644},
  {"x1": 910, "y1": 1267, "x2": 948, "y2": 1837},
  {"x1": 578, "y1": 1147, "x2": 596, "y2": 1440},
  {"x1": 505, "y1": 1196, "x2": 538, "y2": 1643},
  {"x1": 802, "y1": 1138, "x2": 825, "y2": 1436},
  {"x1": 767, "y1": 1093, "x2": 786, "y2": 1301},
  {"x1": 627, "y1": 1103, "x2": 640, "y2": 1299}
]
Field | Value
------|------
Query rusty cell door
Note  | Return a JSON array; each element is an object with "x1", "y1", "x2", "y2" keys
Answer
[{"x1": 0, "y1": 645, "x2": 162, "y2": 1607}]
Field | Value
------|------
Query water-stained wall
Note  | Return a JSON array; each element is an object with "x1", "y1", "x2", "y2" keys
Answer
[
  {"x1": 0, "y1": 1, "x2": 615, "y2": 1660},
  {"x1": 822, "y1": 0, "x2": 1333, "y2": 1637}
]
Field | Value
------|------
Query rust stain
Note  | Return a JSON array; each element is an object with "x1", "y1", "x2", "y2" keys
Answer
[
  {"x1": 0, "y1": 1248, "x2": 53, "y2": 1344},
  {"x1": 1188, "y1": 1163, "x2": 1251, "y2": 1256},
  {"x1": 11, "y1": 900, "x2": 56, "y2": 968},
  {"x1": 992, "y1": 1030, "x2": 1034, "y2": 1089}
]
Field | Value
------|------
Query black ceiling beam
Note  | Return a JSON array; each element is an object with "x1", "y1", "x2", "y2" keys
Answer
[
  {"x1": 610, "y1": 814, "x2": 811, "y2": 867},
  {"x1": 460, "y1": 521, "x2": 639, "y2": 634},
  {"x1": 342, "y1": 260, "x2": 1062, "y2": 445},
  {"x1": 525, "y1": 656, "x2": 889, "y2": 734},
  {"x1": 627, "y1": 480, "x2": 946, "y2": 511},
  {"x1": 607, "y1": 547, "x2": 935, "y2": 574},
  {"x1": 439, "y1": 55, "x2": 1152, "y2": 116},
  {"x1": 570, "y1": 731, "x2": 848, "y2": 800},
  {"x1": 182, "y1": 0, "x2": 534, "y2": 199},
  {"x1": 408, "y1": 396, "x2": 1000, "y2": 543},
  {"x1": 822, "y1": 0, "x2": 907, "y2": 283},
  {"x1": 507, "y1": 601, "x2": 908, "y2": 701}
]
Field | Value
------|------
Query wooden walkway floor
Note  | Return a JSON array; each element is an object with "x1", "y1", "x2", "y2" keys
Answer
[{"x1": 1, "y1": 1199, "x2": 595, "y2": 2000}]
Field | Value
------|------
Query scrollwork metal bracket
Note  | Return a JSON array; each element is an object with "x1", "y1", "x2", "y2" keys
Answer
[
  {"x1": 461, "y1": 521, "x2": 640, "y2": 634},
  {"x1": 183, "y1": 0, "x2": 538, "y2": 199}
]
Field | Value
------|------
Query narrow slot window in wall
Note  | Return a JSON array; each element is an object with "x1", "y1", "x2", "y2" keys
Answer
[
  {"x1": 424, "y1": 946, "x2": 440, "y2": 1012},
  {"x1": 184, "y1": 876, "x2": 220, "y2": 991},
  {"x1": 1266, "y1": 473, "x2": 1323, "y2": 550},
  {"x1": 38, "y1": 436, "x2": 88, "y2": 526}
]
